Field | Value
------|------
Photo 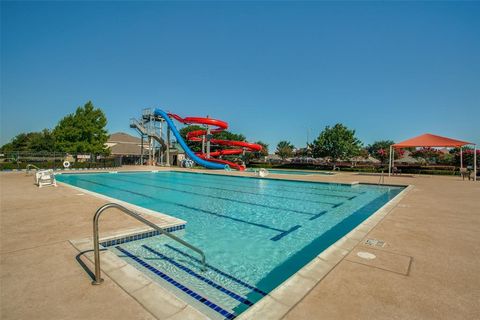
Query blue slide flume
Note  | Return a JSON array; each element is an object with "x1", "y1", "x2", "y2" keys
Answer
[{"x1": 153, "y1": 109, "x2": 228, "y2": 170}]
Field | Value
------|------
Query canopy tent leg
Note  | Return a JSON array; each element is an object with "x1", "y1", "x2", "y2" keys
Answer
[
  {"x1": 474, "y1": 145, "x2": 477, "y2": 181},
  {"x1": 388, "y1": 145, "x2": 393, "y2": 176},
  {"x1": 460, "y1": 146, "x2": 463, "y2": 170}
]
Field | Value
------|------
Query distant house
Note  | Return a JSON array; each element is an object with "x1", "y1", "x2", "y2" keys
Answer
[
  {"x1": 106, "y1": 132, "x2": 184, "y2": 166},
  {"x1": 106, "y1": 132, "x2": 149, "y2": 165}
]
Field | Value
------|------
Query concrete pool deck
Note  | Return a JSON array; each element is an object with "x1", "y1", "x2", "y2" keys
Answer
[{"x1": 1, "y1": 167, "x2": 479, "y2": 319}]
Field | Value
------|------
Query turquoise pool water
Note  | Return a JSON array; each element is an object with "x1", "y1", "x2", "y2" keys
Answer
[
  {"x1": 57, "y1": 171, "x2": 403, "y2": 318},
  {"x1": 246, "y1": 168, "x2": 332, "y2": 175}
]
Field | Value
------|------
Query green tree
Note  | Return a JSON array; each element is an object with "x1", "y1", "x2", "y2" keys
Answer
[
  {"x1": 311, "y1": 123, "x2": 362, "y2": 169},
  {"x1": 0, "y1": 133, "x2": 29, "y2": 152},
  {"x1": 53, "y1": 101, "x2": 109, "y2": 154},
  {"x1": 178, "y1": 125, "x2": 247, "y2": 153},
  {"x1": 27, "y1": 129, "x2": 55, "y2": 152},
  {"x1": 214, "y1": 131, "x2": 246, "y2": 143},
  {"x1": 179, "y1": 125, "x2": 203, "y2": 152},
  {"x1": 367, "y1": 140, "x2": 403, "y2": 164},
  {"x1": 275, "y1": 141, "x2": 294, "y2": 160},
  {"x1": 254, "y1": 141, "x2": 269, "y2": 158},
  {"x1": 0, "y1": 129, "x2": 55, "y2": 152}
]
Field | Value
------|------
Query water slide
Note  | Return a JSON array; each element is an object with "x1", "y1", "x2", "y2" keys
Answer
[{"x1": 153, "y1": 109, "x2": 262, "y2": 170}]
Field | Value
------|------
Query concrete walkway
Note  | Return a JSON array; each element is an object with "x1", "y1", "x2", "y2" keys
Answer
[{"x1": 1, "y1": 169, "x2": 479, "y2": 319}]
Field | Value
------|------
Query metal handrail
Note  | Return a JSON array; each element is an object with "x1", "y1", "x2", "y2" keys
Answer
[
  {"x1": 26, "y1": 164, "x2": 40, "y2": 175},
  {"x1": 92, "y1": 202, "x2": 206, "y2": 285}
]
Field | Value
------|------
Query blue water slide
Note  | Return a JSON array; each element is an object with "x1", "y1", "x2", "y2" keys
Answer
[{"x1": 153, "y1": 109, "x2": 228, "y2": 170}]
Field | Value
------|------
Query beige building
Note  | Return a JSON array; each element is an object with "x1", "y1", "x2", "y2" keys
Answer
[{"x1": 106, "y1": 132, "x2": 183, "y2": 166}]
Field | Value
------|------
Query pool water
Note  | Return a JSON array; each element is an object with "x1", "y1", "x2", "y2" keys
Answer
[{"x1": 57, "y1": 171, "x2": 403, "y2": 319}]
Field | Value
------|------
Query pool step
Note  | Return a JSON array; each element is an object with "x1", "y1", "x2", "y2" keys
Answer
[{"x1": 112, "y1": 238, "x2": 265, "y2": 319}]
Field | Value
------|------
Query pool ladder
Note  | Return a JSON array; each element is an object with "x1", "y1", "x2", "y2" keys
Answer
[{"x1": 91, "y1": 202, "x2": 207, "y2": 285}]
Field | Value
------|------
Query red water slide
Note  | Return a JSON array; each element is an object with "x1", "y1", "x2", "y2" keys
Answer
[{"x1": 168, "y1": 113, "x2": 262, "y2": 171}]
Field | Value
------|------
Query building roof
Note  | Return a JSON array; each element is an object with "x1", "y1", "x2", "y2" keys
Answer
[
  {"x1": 106, "y1": 132, "x2": 183, "y2": 156},
  {"x1": 107, "y1": 132, "x2": 147, "y2": 156},
  {"x1": 393, "y1": 133, "x2": 473, "y2": 148},
  {"x1": 108, "y1": 132, "x2": 142, "y2": 144}
]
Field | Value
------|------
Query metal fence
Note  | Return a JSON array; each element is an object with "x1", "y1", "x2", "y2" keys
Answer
[{"x1": 0, "y1": 151, "x2": 121, "y2": 170}]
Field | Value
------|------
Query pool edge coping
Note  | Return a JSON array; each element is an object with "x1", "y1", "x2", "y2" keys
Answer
[
  {"x1": 236, "y1": 184, "x2": 414, "y2": 320},
  {"x1": 69, "y1": 236, "x2": 209, "y2": 320}
]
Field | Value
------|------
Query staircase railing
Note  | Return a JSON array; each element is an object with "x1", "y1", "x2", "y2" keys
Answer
[{"x1": 92, "y1": 202, "x2": 207, "y2": 285}]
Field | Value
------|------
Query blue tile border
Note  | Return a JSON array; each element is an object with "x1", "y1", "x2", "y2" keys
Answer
[
  {"x1": 164, "y1": 244, "x2": 268, "y2": 297},
  {"x1": 100, "y1": 224, "x2": 185, "y2": 247},
  {"x1": 116, "y1": 246, "x2": 237, "y2": 320},
  {"x1": 143, "y1": 245, "x2": 254, "y2": 307}
]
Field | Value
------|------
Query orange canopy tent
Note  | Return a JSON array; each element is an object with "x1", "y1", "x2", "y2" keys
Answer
[{"x1": 388, "y1": 133, "x2": 477, "y2": 180}]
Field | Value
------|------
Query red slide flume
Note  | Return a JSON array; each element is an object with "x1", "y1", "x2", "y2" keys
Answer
[{"x1": 168, "y1": 113, "x2": 262, "y2": 171}]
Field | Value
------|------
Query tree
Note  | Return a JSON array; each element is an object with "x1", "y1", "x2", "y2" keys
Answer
[
  {"x1": 276, "y1": 141, "x2": 294, "y2": 160},
  {"x1": 0, "y1": 129, "x2": 55, "y2": 153},
  {"x1": 53, "y1": 101, "x2": 109, "y2": 154},
  {"x1": 450, "y1": 147, "x2": 480, "y2": 167},
  {"x1": 411, "y1": 147, "x2": 442, "y2": 164},
  {"x1": 179, "y1": 125, "x2": 203, "y2": 152},
  {"x1": 27, "y1": 129, "x2": 55, "y2": 152},
  {"x1": 311, "y1": 123, "x2": 362, "y2": 169},
  {"x1": 367, "y1": 140, "x2": 404, "y2": 164},
  {"x1": 254, "y1": 141, "x2": 269, "y2": 158},
  {"x1": 178, "y1": 125, "x2": 247, "y2": 153}
]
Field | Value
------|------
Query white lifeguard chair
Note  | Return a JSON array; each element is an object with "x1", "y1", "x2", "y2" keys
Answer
[{"x1": 35, "y1": 169, "x2": 57, "y2": 188}]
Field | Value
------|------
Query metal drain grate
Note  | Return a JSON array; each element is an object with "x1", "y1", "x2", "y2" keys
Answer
[{"x1": 364, "y1": 238, "x2": 386, "y2": 248}]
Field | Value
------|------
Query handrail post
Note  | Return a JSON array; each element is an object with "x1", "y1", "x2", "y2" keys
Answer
[
  {"x1": 92, "y1": 204, "x2": 106, "y2": 285},
  {"x1": 91, "y1": 203, "x2": 206, "y2": 285}
]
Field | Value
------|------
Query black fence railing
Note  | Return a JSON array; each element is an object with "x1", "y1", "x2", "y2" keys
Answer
[{"x1": 0, "y1": 151, "x2": 122, "y2": 170}]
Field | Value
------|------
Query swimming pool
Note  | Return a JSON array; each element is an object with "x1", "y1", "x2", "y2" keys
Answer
[
  {"x1": 246, "y1": 168, "x2": 332, "y2": 175},
  {"x1": 58, "y1": 171, "x2": 403, "y2": 319}
]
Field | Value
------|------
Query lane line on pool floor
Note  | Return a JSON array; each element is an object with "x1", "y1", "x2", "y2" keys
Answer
[
  {"x1": 142, "y1": 245, "x2": 254, "y2": 307},
  {"x1": 103, "y1": 175, "x2": 334, "y2": 216},
  {"x1": 75, "y1": 177, "x2": 302, "y2": 241},
  {"x1": 113, "y1": 174, "x2": 343, "y2": 206},
  {"x1": 164, "y1": 244, "x2": 268, "y2": 297},
  {"x1": 116, "y1": 246, "x2": 237, "y2": 319},
  {"x1": 158, "y1": 173, "x2": 361, "y2": 199}
]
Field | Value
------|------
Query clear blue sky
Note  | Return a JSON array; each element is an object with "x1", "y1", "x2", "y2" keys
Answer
[{"x1": 1, "y1": 1, "x2": 479, "y2": 150}]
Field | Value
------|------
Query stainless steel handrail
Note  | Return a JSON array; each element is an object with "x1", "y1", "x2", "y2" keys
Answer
[{"x1": 92, "y1": 202, "x2": 206, "y2": 285}]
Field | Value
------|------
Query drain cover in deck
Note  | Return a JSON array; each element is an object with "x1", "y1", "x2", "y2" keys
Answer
[
  {"x1": 364, "y1": 238, "x2": 386, "y2": 248},
  {"x1": 346, "y1": 248, "x2": 412, "y2": 276}
]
